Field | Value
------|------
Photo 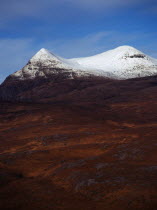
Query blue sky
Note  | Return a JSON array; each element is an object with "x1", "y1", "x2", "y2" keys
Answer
[{"x1": 0, "y1": 0, "x2": 157, "y2": 82}]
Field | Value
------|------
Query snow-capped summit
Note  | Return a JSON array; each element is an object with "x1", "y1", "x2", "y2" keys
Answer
[
  {"x1": 108, "y1": 45, "x2": 143, "y2": 56},
  {"x1": 31, "y1": 48, "x2": 59, "y2": 62},
  {"x1": 70, "y1": 45, "x2": 157, "y2": 79},
  {"x1": 11, "y1": 48, "x2": 82, "y2": 80},
  {"x1": 7, "y1": 45, "x2": 157, "y2": 81}
]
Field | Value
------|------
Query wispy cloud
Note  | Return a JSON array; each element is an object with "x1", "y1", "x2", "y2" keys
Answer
[
  {"x1": 0, "y1": 38, "x2": 36, "y2": 83},
  {"x1": 46, "y1": 31, "x2": 157, "y2": 58},
  {"x1": 47, "y1": 31, "x2": 113, "y2": 57},
  {"x1": 143, "y1": 6, "x2": 157, "y2": 14},
  {"x1": 0, "y1": 0, "x2": 152, "y2": 23},
  {"x1": 67, "y1": 0, "x2": 147, "y2": 10}
]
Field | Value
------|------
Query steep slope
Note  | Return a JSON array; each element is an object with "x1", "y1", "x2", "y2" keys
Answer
[{"x1": 9, "y1": 48, "x2": 87, "y2": 81}]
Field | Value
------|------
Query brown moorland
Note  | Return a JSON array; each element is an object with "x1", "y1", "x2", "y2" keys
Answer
[{"x1": 1, "y1": 76, "x2": 157, "y2": 209}]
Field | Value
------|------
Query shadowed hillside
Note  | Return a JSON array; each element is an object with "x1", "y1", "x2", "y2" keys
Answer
[{"x1": 1, "y1": 75, "x2": 157, "y2": 209}]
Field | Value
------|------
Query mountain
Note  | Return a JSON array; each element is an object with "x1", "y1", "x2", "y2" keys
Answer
[
  {"x1": 7, "y1": 48, "x2": 92, "y2": 81},
  {"x1": 71, "y1": 46, "x2": 157, "y2": 79},
  {"x1": 2, "y1": 47, "x2": 157, "y2": 209},
  {"x1": 5, "y1": 45, "x2": 157, "y2": 82},
  {"x1": 0, "y1": 45, "x2": 157, "y2": 102},
  {"x1": 2, "y1": 74, "x2": 157, "y2": 209}
]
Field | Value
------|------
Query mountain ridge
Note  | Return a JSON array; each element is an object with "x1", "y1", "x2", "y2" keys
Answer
[
  {"x1": 1, "y1": 45, "x2": 157, "y2": 102},
  {"x1": 6, "y1": 45, "x2": 157, "y2": 82}
]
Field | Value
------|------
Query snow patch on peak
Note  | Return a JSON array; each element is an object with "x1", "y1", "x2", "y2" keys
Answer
[
  {"x1": 114, "y1": 45, "x2": 140, "y2": 51},
  {"x1": 39, "y1": 48, "x2": 49, "y2": 53},
  {"x1": 30, "y1": 48, "x2": 60, "y2": 63}
]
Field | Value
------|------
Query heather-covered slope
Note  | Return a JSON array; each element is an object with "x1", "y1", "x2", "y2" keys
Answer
[
  {"x1": 1, "y1": 74, "x2": 157, "y2": 103},
  {"x1": 1, "y1": 77, "x2": 157, "y2": 209}
]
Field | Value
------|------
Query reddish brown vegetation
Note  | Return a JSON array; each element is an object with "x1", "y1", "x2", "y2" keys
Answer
[{"x1": 1, "y1": 76, "x2": 157, "y2": 209}]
